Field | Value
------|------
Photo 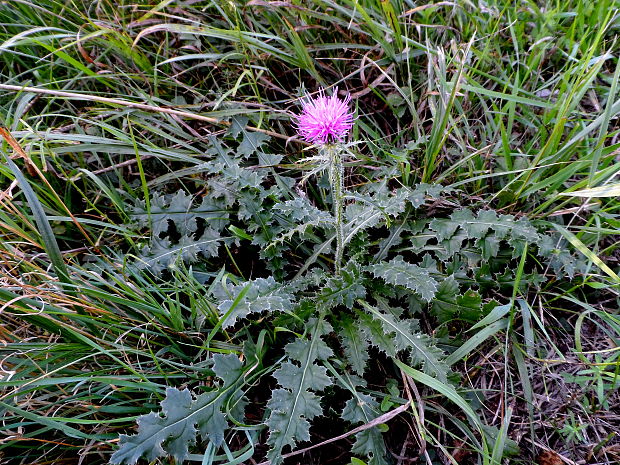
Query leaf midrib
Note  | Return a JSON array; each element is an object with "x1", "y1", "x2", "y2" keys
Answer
[
  {"x1": 366, "y1": 304, "x2": 445, "y2": 380},
  {"x1": 276, "y1": 317, "x2": 324, "y2": 453},
  {"x1": 112, "y1": 370, "x2": 242, "y2": 462}
]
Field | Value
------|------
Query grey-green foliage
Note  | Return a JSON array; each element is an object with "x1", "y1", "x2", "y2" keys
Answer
[
  {"x1": 432, "y1": 275, "x2": 485, "y2": 323},
  {"x1": 228, "y1": 115, "x2": 271, "y2": 158},
  {"x1": 359, "y1": 301, "x2": 450, "y2": 382},
  {"x1": 131, "y1": 130, "x2": 297, "y2": 275},
  {"x1": 132, "y1": 189, "x2": 229, "y2": 273},
  {"x1": 132, "y1": 190, "x2": 229, "y2": 237},
  {"x1": 315, "y1": 258, "x2": 448, "y2": 379},
  {"x1": 368, "y1": 255, "x2": 438, "y2": 302},
  {"x1": 110, "y1": 354, "x2": 246, "y2": 465},
  {"x1": 424, "y1": 208, "x2": 583, "y2": 277},
  {"x1": 281, "y1": 183, "x2": 450, "y2": 274},
  {"x1": 116, "y1": 180, "x2": 589, "y2": 465},
  {"x1": 345, "y1": 184, "x2": 450, "y2": 242},
  {"x1": 215, "y1": 276, "x2": 296, "y2": 328},
  {"x1": 137, "y1": 229, "x2": 224, "y2": 273},
  {"x1": 201, "y1": 133, "x2": 301, "y2": 277},
  {"x1": 320, "y1": 260, "x2": 367, "y2": 309},
  {"x1": 341, "y1": 393, "x2": 388, "y2": 465},
  {"x1": 269, "y1": 196, "x2": 334, "y2": 247},
  {"x1": 265, "y1": 317, "x2": 333, "y2": 465},
  {"x1": 338, "y1": 315, "x2": 369, "y2": 376}
]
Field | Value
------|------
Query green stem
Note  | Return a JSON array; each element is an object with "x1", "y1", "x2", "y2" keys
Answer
[{"x1": 327, "y1": 144, "x2": 345, "y2": 275}]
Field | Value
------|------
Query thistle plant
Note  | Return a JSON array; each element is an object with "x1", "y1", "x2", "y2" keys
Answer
[{"x1": 294, "y1": 88, "x2": 355, "y2": 275}]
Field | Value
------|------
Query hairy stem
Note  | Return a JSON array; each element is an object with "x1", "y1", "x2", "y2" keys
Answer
[{"x1": 327, "y1": 144, "x2": 345, "y2": 275}]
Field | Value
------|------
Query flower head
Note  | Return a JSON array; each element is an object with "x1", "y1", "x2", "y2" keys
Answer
[{"x1": 295, "y1": 88, "x2": 355, "y2": 145}]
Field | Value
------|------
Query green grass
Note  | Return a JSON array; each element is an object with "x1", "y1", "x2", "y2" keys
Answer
[{"x1": 1, "y1": 1, "x2": 619, "y2": 464}]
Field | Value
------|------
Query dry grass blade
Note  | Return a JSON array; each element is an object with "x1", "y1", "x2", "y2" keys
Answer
[{"x1": 0, "y1": 84, "x2": 297, "y2": 142}]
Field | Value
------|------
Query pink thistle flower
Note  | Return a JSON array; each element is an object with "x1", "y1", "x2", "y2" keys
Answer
[{"x1": 295, "y1": 88, "x2": 355, "y2": 145}]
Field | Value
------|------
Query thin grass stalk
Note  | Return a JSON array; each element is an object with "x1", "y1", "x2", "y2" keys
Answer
[
  {"x1": 0, "y1": 84, "x2": 295, "y2": 142},
  {"x1": 589, "y1": 55, "x2": 620, "y2": 187}
]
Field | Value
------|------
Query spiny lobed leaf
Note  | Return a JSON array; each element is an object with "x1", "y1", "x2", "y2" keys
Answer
[
  {"x1": 229, "y1": 120, "x2": 271, "y2": 158},
  {"x1": 432, "y1": 275, "x2": 484, "y2": 323},
  {"x1": 407, "y1": 183, "x2": 451, "y2": 208},
  {"x1": 132, "y1": 187, "x2": 230, "y2": 273},
  {"x1": 132, "y1": 190, "x2": 229, "y2": 237},
  {"x1": 345, "y1": 184, "x2": 450, "y2": 228},
  {"x1": 538, "y1": 234, "x2": 583, "y2": 279},
  {"x1": 216, "y1": 276, "x2": 295, "y2": 328},
  {"x1": 266, "y1": 317, "x2": 333, "y2": 465},
  {"x1": 110, "y1": 354, "x2": 245, "y2": 465},
  {"x1": 359, "y1": 301, "x2": 450, "y2": 382},
  {"x1": 338, "y1": 315, "x2": 370, "y2": 376},
  {"x1": 368, "y1": 256, "x2": 438, "y2": 302},
  {"x1": 430, "y1": 208, "x2": 539, "y2": 247},
  {"x1": 320, "y1": 260, "x2": 367, "y2": 309},
  {"x1": 421, "y1": 208, "x2": 583, "y2": 277},
  {"x1": 341, "y1": 393, "x2": 388, "y2": 465},
  {"x1": 274, "y1": 197, "x2": 332, "y2": 224},
  {"x1": 205, "y1": 133, "x2": 278, "y2": 199},
  {"x1": 268, "y1": 196, "x2": 334, "y2": 248},
  {"x1": 345, "y1": 188, "x2": 410, "y2": 236},
  {"x1": 358, "y1": 310, "x2": 397, "y2": 357},
  {"x1": 137, "y1": 228, "x2": 224, "y2": 274}
]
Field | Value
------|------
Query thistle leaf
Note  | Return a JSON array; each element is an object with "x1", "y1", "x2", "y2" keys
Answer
[
  {"x1": 360, "y1": 301, "x2": 450, "y2": 381},
  {"x1": 266, "y1": 318, "x2": 333, "y2": 465},
  {"x1": 132, "y1": 193, "x2": 170, "y2": 236},
  {"x1": 110, "y1": 354, "x2": 245, "y2": 465},
  {"x1": 238, "y1": 130, "x2": 270, "y2": 157},
  {"x1": 338, "y1": 315, "x2": 370, "y2": 375},
  {"x1": 344, "y1": 188, "x2": 410, "y2": 241},
  {"x1": 368, "y1": 256, "x2": 438, "y2": 302},
  {"x1": 351, "y1": 429, "x2": 389, "y2": 465},
  {"x1": 538, "y1": 234, "x2": 582, "y2": 278},
  {"x1": 137, "y1": 228, "x2": 224, "y2": 273},
  {"x1": 429, "y1": 217, "x2": 460, "y2": 242},
  {"x1": 357, "y1": 311, "x2": 397, "y2": 357},
  {"x1": 216, "y1": 276, "x2": 295, "y2": 328},
  {"x1": 406, "y1": 183, "x2": 447, "y2": 208},
  {"x1": 132, "y1": 191, "x2": 229, "y2": 236},
  {"x1": 341, "y1": 394, "x2": 388, "y2": 465},
  {"x1": 229, "y1": 115, "x2": 248, "y2": 140},
  {"x1": 274, "y1": 197, "x2": 329, "y2": 224},
  {"x1": 320, "y1": 260, "x2": 367, "y2": 309},
  {"x1": 432, "y1": 276, "x2": 483, "y2": 323},
  {"x1": 269, "y1": 196, "x2": 334, "y2": 247},
  {"x1": 462, "y1": 209, "x2": 495, "y2": 239}
]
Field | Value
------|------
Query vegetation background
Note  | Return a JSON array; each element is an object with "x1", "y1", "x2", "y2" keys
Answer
[{"x1": 0, "y1": 1, "x2": 619, "y2": 464}]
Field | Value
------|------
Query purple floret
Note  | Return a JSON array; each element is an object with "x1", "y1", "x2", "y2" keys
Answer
[{"x1": 295, "y1": 88, "x2": 355, "y2": 144}]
